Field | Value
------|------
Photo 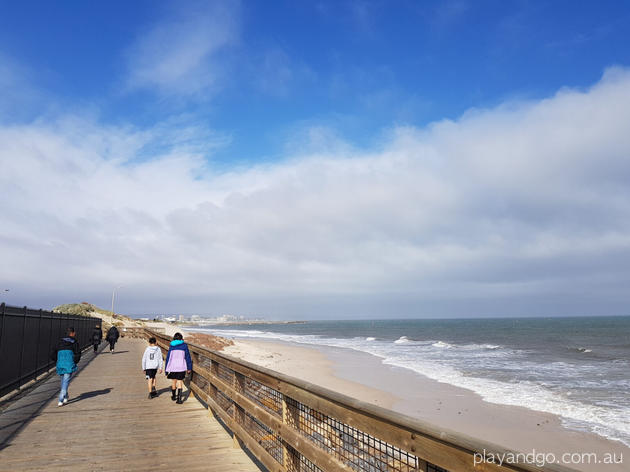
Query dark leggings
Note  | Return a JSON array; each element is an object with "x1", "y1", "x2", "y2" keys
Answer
[
  {"x1": 93, "y1": 343, "x2": 99, "y2": 353},
  {"x1": 109, "y1": 340, "x2": 116, "y2": 350}
]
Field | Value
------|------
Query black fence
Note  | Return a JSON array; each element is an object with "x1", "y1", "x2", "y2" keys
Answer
[{"x1": 0, "y1": 303, "x2": 101, "y2": 398}]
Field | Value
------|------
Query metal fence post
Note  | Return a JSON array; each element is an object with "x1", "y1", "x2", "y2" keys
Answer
[
  {"x1": 35, "y1": 309, "x2": 43, "y2": 377},
  {"x1": 17, "y1": 306, "x2": 28, "y2": 390},
  {"x1": 0, "y1": 303, "x2": 5, "y2": 354},
  {"x1": 47, "y1": 309, "x2": 54, "y2": 370}
]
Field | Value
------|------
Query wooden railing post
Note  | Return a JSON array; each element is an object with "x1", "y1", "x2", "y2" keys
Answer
[
  {"x1": 208, "y1": 382, "x2": 218, "y2": 416},
  {"x1": 188, "y1": 351, "x2": 200, "y2": 399},
  {"x1": 234, "y1": 371, "x2": 245, "y2": 394},
  {"x1": 208, "y1": 359, "x2": 219, "y2": 418},
  {"x1": 283, "y1": 396, "x2": 301, "y2": 471},
  {"x1": 233, "y1": 371, "x2": 245, "y2": 448}
]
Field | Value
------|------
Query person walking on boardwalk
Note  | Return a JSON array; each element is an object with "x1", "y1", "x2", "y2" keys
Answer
[
  {"x1": 91, "y1": 324, "x2": 102, "y2": 353},
  {"x1": 106, "y1": 325, "x2": 120, "y2": 354},
  {"x1": 164, "y1": 332, "x2": 192, "y2": 404},
  {"x1": 142, "y1": 337, "x2": 163, "y2": 399},
  {"x1": 50, "y1": 326, "x2": 81, "y2": 407}
]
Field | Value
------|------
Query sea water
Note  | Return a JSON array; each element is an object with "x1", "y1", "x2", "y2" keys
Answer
[{"x1": 190, "y1": 317, "x2": 630, "y2": 447}]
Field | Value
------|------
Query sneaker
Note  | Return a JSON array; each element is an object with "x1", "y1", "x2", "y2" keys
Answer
[
  {"x1": 57, "y1": 401, "x2": 63, "y2": 407},
  {"x1": 63, "y1": 398, "x2": 68, "y2": 404}
]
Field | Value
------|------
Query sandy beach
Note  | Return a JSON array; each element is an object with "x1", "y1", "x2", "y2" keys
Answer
[{"x1": 222, "y1": 339, "x2": 628, "y2": 472}]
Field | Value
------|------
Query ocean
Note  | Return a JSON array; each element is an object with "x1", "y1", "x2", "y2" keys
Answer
[{"x1": 189, "y1": 316, "x2": 630, "y2": 447}]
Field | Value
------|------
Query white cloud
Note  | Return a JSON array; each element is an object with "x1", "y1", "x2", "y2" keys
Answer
[
  {"x1": 124, "y1": 1, "x2": 240, "y2": 97},
  {"x1": 2, "y1": 68, "x2": 630, "y2": 316}
]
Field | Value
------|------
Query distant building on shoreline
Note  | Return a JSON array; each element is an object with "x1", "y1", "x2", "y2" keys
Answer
[{"x1": 136, "y1": 313, "x2": 270, "y2": 324}]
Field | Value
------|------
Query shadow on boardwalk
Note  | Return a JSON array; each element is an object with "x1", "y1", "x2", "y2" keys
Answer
[
  {"x1": 0, "y1": 338, "x2": 264, "y2": 472},
  {"x1": 0, "y1": 342, "x2": 105, "y2": 452},
  {"x1": 67, "y1": 387, "x2": 112, "y2": 404}
]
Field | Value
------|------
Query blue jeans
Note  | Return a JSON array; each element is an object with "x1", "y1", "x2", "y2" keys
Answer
[{"x1": 59, "y1": 373, "x2": 72, "y2": 402}]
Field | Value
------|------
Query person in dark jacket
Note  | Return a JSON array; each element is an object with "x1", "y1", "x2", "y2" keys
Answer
[
  {"x1": 106, "y1": 325, "x2": 120, "y2": 354},
  {"x1": 164, "y1": 332, "x2": 192, "y2": 404},
  {"x1": 51, "y1": 326, "x2": 81, "y2": 406},
  {"x1": 91, "y1": 324, "x2": 103, "y2": 353}
]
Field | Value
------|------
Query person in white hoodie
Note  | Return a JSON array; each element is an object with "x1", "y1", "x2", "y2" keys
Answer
[{"x1": 141, "y1": 337, "x2": 163, "y2": 399}]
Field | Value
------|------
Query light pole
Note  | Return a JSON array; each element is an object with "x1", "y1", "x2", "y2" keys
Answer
[{"x1": 111, "y1": 285, "x2": 123, "y2": 317}]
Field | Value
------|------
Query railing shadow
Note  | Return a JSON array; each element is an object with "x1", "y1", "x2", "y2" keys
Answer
[
  {"x1": 194, "y1": 392, "x2": 267, "y2": 472},
  {"x1": 0, "y1": 343, "x2": 106, "y2": 452}
]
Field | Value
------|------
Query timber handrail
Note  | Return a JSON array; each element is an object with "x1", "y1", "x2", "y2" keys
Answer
[{"x1": 148, "y1": 329, "x2": 578, "y2": 472}]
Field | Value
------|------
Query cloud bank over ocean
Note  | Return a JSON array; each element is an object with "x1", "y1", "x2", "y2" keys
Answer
[{"x1": 2, "y1": 68, "x2": 630, "y2": 316}]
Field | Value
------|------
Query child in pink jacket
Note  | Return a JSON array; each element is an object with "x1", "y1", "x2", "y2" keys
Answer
[{"x1": 164, "y1": 332, "x2": 192, "y2": 404}]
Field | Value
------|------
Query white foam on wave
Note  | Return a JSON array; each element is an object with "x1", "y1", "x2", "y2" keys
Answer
[
  {"x1": 193, "y1": 326, "x2": 630, "y2": 447},
  {"x1": 381, "y1": 353, "x2": 630, "y2": 447},
  {"x1": 566, "y1": 346, "x2": 594, "y2": 354}
]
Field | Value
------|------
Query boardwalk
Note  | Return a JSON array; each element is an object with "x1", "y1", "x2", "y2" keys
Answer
[{"x1": 0, "y1": 338, "x2": 262, "y2": 472}]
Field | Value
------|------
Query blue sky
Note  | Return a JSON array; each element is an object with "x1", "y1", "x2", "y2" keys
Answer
[
  {"x1": 2, "y1": 1, "x2": 630, "y2": 317},
  {"x1": 3, "y1": 1, "x2": 629, "y2": 163}
]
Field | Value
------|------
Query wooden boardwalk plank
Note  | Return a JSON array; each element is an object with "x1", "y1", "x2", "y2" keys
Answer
[{"x1": 0, "y1": 338, "x2": 263, "y2": 471}]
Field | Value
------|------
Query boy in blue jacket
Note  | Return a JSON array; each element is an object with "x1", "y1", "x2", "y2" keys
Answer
[{"x1": 51, "y1": 327, "x2": 81, "y2": 406}]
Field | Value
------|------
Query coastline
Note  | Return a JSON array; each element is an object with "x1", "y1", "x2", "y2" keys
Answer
[{"x1": 222, "y1": 338, "x2": 628, "y2": 472}]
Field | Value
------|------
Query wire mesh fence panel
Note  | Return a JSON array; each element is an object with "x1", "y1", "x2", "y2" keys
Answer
[
  {"x1": 212, "y1": 387, "x2": 235, "y2": 417},
  {"x1": 283, "y1": 446, "x2": 324, "y2": 472},
  {"x1": 197, "y1": 353, "x2": 213, "y2": 371},
  {"x1": 300, "y1": 454, "x2": 325, "y2": 472},
  {"x1": 215, "y1": 362, "x2": 235, "y2": 386},
  {"x1": 290, "y1": 399, "x2": 420, "y2": 472},
  {"x1": 195, "y1": 373, "x2": 210, "y2": 391},
  {"x1": 242, "y1": 377, "x2": 283, "y2": 416},
  {"x1": 236, "y1": 407, "x2": 284, "y2": 464}
]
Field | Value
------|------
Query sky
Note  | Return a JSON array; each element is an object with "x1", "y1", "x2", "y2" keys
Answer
[{"x1": 1, "y1": 1, "x2": 630, "y2": 319}]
